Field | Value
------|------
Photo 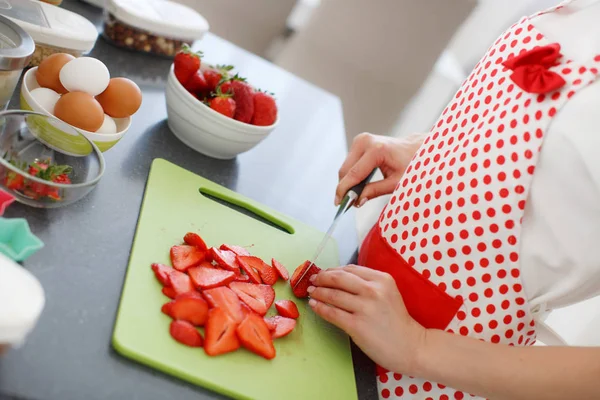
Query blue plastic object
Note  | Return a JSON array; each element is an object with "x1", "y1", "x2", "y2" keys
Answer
[{"x1": 0, "y1": 218, "x2": 44, "y2": 261}]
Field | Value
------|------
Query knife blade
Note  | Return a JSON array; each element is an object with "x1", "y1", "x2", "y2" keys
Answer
[{"x1": 293, "y1": 169, "x2": 377, "y2": 289}]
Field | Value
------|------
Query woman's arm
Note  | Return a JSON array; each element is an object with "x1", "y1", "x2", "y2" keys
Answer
[
  {"x1": 419, "y1": 329, "x2": 600, "y2": 400},
  {"x1": 308, "y1": 265, "x2": 600, "y2": 400}
]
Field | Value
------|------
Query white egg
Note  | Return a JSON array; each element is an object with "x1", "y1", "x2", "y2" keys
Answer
[
  {"x1": 59, "y1": 57, "x2": 110, "y2": 97},
  {"x1": 96, "y1": 114, "x2": 117, "y2": 134},
  {"x1": 30, "y1": 88, "x2": 60, "y2": 114}
]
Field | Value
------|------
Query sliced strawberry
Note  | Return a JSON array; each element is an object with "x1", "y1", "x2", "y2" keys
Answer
[
  {"x1": 263, "y1": 317, "x2": 277, "y2": 331},
  {"x1": 234, "y1": 274, "x2": 251, "y2": 283},
  {"x1": 237, "y1": 256, "x2": 277, "y2": 285},
  {"x1": 167, "y1": 270, "x2": 194, "y2": 296},
  {"x1": 210, "y1": 248, "x2": 240, "y2": 272},
  {"x1": 265, "y1": 316, "x2": 296, "y2": 339},
  {"x1": 229, "y1": 282, "x2": 275, "y2": 316},
  {"x1": 163, "y1": 295, "x2": 209, "y2": 326},
  {"x1": 188, "y1": 266, "x2": 236, "y2": 290},
  {"x1": 290, "y1": 261, "x2": 321, "y2": 298},
  {"x1": 275, "y1": 299, "x2": 299, "y2": 319},
  {"x1": 183, "y1": 232, "x2": 208, "y2": 252},
  {"x1": 271, "y1": 258, "x2": 289, "y2": 281},
  {"x1": 202, "y1": 286, "x2": 244, "y2": 323},
  {"x1": 169, "y1": 320, "x2": 203, "y2": 347},
  {"x1": 162, "y1": 286, "x2": 177, "y2": 299},
  {"x1": 235, "y1": 255, "x2": 262, "y2": 284},
  {"x1": 219, "y1": 244, "x2": 251, "y2": 257},
  {"x1": 236, "y1": 313, "x2": 276, "y2": 360},
  {"x1": 151, "y1": 263, "x2": 173, "y2": 286},
  {"x1": 204, "y1": 307, "x2": 240, "y2": 356},
  {"x1": 176, "y1": 291, "x2": 204, "y2": 300},
  {"x1": 170, "y1": 245, "x2": 205, "y2": 271},
  {"x1": 199, "y1": 260, "x2": 216, "y2": 269}
]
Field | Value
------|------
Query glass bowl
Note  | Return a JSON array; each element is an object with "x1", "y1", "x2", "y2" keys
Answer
[{"x1": 0, "y1": 110, "x2": 105, "y2": 208}]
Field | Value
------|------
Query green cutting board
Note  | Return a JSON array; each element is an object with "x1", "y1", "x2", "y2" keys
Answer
[{"x1": 113, "y1": 159, "x2": 358, "y2": 400}]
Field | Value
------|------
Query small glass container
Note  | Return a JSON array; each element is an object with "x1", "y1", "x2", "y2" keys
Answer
[
  {"x1": 0, "y1": 15, "x2": 34, "y2": 111},
  {"x1": 103, "y1": 0, "x2": 209, "y2": 58}
]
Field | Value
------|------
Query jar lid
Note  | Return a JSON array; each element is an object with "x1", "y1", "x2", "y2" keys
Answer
[
  {"x1": 3, "y1": 0, "x2": 98, "y2": 52},
  {"x1": 109, "y1": 0, "x2": 209, "y2": 41},
  {"x1": 0, "y1": 15, "x2": 34, "y2": 70}
]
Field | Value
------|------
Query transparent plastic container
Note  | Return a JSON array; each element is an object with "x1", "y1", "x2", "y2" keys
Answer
[{"x1": 0, "y1": 15, "x2": 34, "y2": 110}]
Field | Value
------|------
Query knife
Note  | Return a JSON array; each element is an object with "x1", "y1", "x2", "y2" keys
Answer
[{"x1": 293, "y1": 169, "x2": 377, "y2": 289}]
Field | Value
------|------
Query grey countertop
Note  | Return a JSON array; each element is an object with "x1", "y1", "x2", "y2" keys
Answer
[{"x1": 0, "y1": 1, "x2": 376, "y2": 399}]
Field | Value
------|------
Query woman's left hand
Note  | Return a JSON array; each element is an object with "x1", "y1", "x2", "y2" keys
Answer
[{"x1": 308, "y1": 265, "x2": 426, "y2": 374}]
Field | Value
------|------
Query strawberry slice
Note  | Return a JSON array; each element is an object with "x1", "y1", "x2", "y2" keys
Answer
[
  {"x1": 235, "y1": 255, "x2": 262, "y2": 284},
  {"x1": 151, "y1": 263, "x2": 173, "y2": 286},
  {"x1": 290, "y1": 261, "x2": 321, "y2": 298},
  {"x1": 265, "y1": 316, "x2": 296, "y2": 339},
  {"x1": 237, "y1": 313, "x2": 276, "y2": 359},
  {"x1": 170, "y1": 245, "x2": 205, "y2": 271},
  {"x1": 219, "y1": 244, "x2": 250, "y2": 257},
  {"x1": 167, "y1": 270, "x2": 195, "y2": 296},
  {"x1": 271, "y1": 258, "x2": 290, "y2": 281},
  {"x1": 162, "y1": 287, "x2": 177, "y2": 299},
  {"x1": 202, "y1": 286, "x2": 244, "y2": 323},
  {"x1": 275, "y1": 299, "x2": 299, "y2": 319},
  {"x1": 199, "y1": 260, "x2": 216, "y2": 269},
  {"x1": 162, "y1": 295, "x2": 209, "y2": 326},
  {"x1": 237, "y1": 256, "x2": 277, "y2": 285},
  {"x1": 229, "y1": 282, "x2": 275, "y2": 316},
  {"x1": 263, "y1": 317, "x2": 277, "y2": 331},
  {"x1": 184, "y1": 232, "x2": 208, "y2": 252},
  {"x1": 204, "y1": 307, "x2": 240, "y2": 356},
  {"x1": 210, "y1": 248, "x2": 240, "y2": 272},
  {"x1": 169, "y1": 320, "x2": 203, "y2": 347},
  {"x1": 188, "y1": 266, "x2": 236, "y2": 289},
  {"x1": 234, "y1": 274, "x2": 251, "y2": 283}
]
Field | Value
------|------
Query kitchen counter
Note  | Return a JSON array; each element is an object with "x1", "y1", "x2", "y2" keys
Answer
[{"x1": 0, "y1": 1, "x2": 376, "y2": 399}]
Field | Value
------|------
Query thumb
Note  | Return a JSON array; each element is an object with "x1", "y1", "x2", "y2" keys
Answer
[{"x1": 356, "y1": 178, "x2": 399, "y2": 206}]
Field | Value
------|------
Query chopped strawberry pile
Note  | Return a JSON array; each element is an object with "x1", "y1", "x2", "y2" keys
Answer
[{"x1": 151, "y1": 232, "x2": 317, "y2": 359}]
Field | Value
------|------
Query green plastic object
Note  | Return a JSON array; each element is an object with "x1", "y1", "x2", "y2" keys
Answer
[
  {"x1": 113, "y1": 159, "x2": 358, "y2": 400},
  {"x1": 0, "y1": 217, "x2": 44, "y2": 261}
]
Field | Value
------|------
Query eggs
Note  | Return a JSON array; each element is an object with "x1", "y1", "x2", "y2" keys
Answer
[
  {"x1": 36, "y1": 53, "x2": 75, "y2": 94},
  {"x1": 30, "y1": 88, "x2": 60, "y2": 114},
  {"x1": 54, "y1": 92, "x2": 105, "y2": 132},
  {"x1": 97, "y1": 114, "x2": 118, "y2": 134},
  {"x1": 96, "y1": 78, "x2": 142, "y2": 118},
  {"x1": 59, "y1": 57, "x2": 110, "y2": 97}
]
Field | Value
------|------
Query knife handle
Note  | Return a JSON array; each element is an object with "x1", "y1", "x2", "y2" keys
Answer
[{"x1": 348, "y1": 168, "x2": 377, "y2": 198}]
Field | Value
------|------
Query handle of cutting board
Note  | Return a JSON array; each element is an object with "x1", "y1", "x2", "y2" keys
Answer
[{"x1": 199, "y1": 187, "x2": 295, "y2": 234}]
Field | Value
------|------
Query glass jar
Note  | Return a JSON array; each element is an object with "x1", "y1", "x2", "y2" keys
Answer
[{"x1": 0, "y1": 15, "x2": 34, "y2": 111}]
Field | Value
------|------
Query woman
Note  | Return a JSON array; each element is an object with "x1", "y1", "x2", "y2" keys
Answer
[{"x1": 308, "y1": 1, "x2": 600, "y2": 399}]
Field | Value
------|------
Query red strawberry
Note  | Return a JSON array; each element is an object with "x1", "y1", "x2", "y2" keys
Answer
[
  {"x1": 209, "y1": 95, "x2": 236, "y2": 118},
  {"x1": 167, "y1": 270, "x2": 194, "y2": 296},
  {"x1": 271, "y1": 258, "x2": 289, "y2": 281},
  {"x1": 290, "y1": 261, "x2": 321, "y2": 298},
  {"x1": 4, "y1": 172, "x2": 24, "y2": 191},
  {"x1": 237, "y1": 256, "x2": 277, "y2": 285},
  {"x1": 183, "y1": 232, "x2": 208, "y2": 252},
  {"x1": 275, "y1": 300, "x2": 299, "y2": 319},
  {"x1": 204, "y1": 307, "x2": 240, "y2": 356},
  {"x1": 265, "y1": 316, "x2": 296, "y2": 339},
  {"x1": 210, "y1": 248, "x2": 240, "y2": 272},
  {"x1": 203, "y1": 64, "x2": 233, "y2": 92},
  {"x1": 169, "y1": 320, "x2": 203, "y2": 347},
  {"x1": 251, "y1": 91, "x2": 277, "y2": 126},
  {"x1": 199, "y1": 260, "x2": 216, "y2": 269},
  {"x1": 236, "y1": 313, "x2": 276, "y2": 360},
  {"x1": 202, "y1": 286, "x2": 244, "y2": 323},
  {"x1": 184, "y1": 70, "x2": 209, "y2": 96},
  {"x1": 220, "y1": 77, "x2": 255, "y2": 123},
  {"x1": 188, "y1": 266, "x2": 236, "y2": 290},
  {"x1": 174, "y1": 44, "x2": 202, "y2": 85},
  {"x1": 170, "y1": 245, "x2": 205, "y2": 271},
  {"x1": 162, "y1": 287, "x2": 177, "y2": 299},
  {"x1": 151, "y1": 263, "x2": 173, "y2": 286},
  {"x1": 235, "y1": 255, "x2": 262, "y2": 284},
  {"x1": 229, "y1": 282, "x2": 275, "y2": 316},
  {"x1": 219, "y1": 244, "x2": 250, "y2": 257},
  {"x1": 52, "y1": 174, "x2": 71, "y2": 184},
  {"x1": 263, "y1": 317, "x2": 277, "y2": 331},
  {"x1": 234, "y1": 274, "x2": 251, "y2": 283},
  {"x1": 162, "y1": 295, "x2": 209, "y2": 326}
]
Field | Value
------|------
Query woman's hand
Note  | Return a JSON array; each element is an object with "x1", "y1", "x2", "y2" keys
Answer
[
  {"x1": 336, "y1": 132, "x2": 425, "y2": 206},
  {"x1": 308, "y1": 265, "x2": 426, "y2": 374}
]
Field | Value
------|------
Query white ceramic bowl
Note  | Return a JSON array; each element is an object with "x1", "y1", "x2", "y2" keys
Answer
[
  {"x1": 165, "y1": 66, "x2": 278, "y2": 160},
  {"x1": 20, "y1": 67, "x2": 131, "y2": 152}
]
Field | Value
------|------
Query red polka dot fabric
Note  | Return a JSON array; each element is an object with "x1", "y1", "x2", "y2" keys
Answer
[{"x1": 374, "y1": 6, "x2": 600, "y2": 400}]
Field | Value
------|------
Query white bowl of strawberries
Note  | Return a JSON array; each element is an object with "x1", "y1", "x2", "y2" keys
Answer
[{"x1": 165, "y1": 46, "x2": 279, "y2": 160}]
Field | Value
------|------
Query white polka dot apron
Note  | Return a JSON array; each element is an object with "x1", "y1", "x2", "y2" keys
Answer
[{"x1": 357, "y1": 2, "x2": 600, "y2": 399}]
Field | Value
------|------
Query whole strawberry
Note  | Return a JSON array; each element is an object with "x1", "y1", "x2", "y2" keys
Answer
[
  {"x1": 184, "y1": 70, "x2": 209, "y2": 97},
  {"x1": 203, "y1": 64, "x2": 233, "y2": 93},
  {"x1": 174, "y1": 44, "x2": 203, "y2": 85},
  {"x1": 209, "y1": 86, "x2": 236, "y2": 118},
  {"x1": 251, "y1": 91, "x2": 277, "y2": 126},
  {"x1": 220, "y1": 75, "x2": 255, "y2": 123}
]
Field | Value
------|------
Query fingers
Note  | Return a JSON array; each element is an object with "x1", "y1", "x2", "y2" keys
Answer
[
  {"x1": 342, "y1": 264, "x2": 391, "y2": 282},
  {"x1": 308, "y1": 286, "x2": 359, "y2": 312},
  {"x1": 338, "y1": 134, "x2": 369, "y2": 181},
  {"x1": 336, "y1": 147, "x2": 383, "y2": 206},
  {"x1": 309, "y1": 299, "x2": 352, "y2": 331},
  {"x1": 357, "y1": 178, "x2": 400, "y2": 205},
  {"x1": 311, "y1": 268, "x2": 366, "y2": 294}
]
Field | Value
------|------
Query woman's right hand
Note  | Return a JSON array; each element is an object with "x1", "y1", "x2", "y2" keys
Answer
[{"x1": 336, "y1": 132, "x2": 426, "y2": 206}]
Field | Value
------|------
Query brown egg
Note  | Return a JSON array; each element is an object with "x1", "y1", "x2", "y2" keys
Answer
[
  {"x1": 36, "y1": 53, "x2": 75, "y2": 94},
  {"x1": 96, "y1": 78, "x2": 142, "y2": 118},
  {"x1": 54, "y1": 92, "x2": 104, "y2": 132}
]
